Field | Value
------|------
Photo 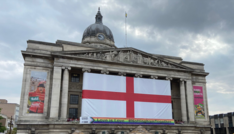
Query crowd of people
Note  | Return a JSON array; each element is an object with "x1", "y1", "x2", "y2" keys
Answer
[
  {"x1": 175, "y1": 120, "x2": 184, "y2": 124},
  {"x1": 67, "y1": 118, "x2": 80, "y2": 122}
]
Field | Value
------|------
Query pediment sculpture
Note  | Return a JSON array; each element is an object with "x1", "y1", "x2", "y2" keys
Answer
[{"x1": 59, "y1": 49, "x2": 188, "y2": 70}]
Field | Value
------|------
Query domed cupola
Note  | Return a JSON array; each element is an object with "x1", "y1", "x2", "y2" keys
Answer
[{"x1": 82, "y1": 8, "x2": 116, "y2": 48}]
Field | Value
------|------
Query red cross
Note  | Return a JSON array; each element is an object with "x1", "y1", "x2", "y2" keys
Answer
[{"x1": 82, "y1": 77, "x2": 171, "y2": 118}]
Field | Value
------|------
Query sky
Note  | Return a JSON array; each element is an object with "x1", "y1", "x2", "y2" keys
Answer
[{"x1": 0, "y1": 0, "x2": 234, "y2": 115}]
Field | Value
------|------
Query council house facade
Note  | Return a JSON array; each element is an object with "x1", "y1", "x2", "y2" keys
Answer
[{"x1": 17, "y1": 9, "x2": 211, "y2": 134}]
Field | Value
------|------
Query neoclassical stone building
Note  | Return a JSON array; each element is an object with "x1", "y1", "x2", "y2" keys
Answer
[{"x1": 17, "y1": 9, "x2": 211, "y2": 134}]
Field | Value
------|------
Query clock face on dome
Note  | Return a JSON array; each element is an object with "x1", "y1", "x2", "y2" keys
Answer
[{"x1": 97, "y1": 34, "x2": 105, "y2": 40}]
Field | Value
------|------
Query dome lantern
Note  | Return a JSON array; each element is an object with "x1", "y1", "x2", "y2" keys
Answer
[{"x1": 95, "y1": 7, "x2": 103, "y2": 24}]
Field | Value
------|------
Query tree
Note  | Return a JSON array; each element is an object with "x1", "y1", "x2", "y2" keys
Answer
[{"x1": 0, "y1": 108, "x2": 7, "y2": 133}]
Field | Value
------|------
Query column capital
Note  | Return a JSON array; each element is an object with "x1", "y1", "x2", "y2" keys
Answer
[
  {"x1": 180, "y1": 78, "x2": 186, "y2": 82},
  {"x1": 82, "y1": 68, "x2": 91, "y2": 73},
  {"x1": 101, "y1": 69, "x2": 109, "y2": 74},
  {"x1": 62, "y1": 66, "x2": 71, "y2": 70},
  {"x1": 118, "y1": 72, "x2": 126, "y2": 76},
  {"x1": 166, "y1": 77, "x2": 173, "y2": 80},
  {"x1": 150, "y1": 75, "x2": 158, "y2": 79},
  {"x1": 135, "y1": 73, "x2": 142, "y2": 78}
]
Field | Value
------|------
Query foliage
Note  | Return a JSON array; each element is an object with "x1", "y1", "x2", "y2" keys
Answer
[
  {"x1": 0, "y1": 126, "x2": 6, "y2": 133},
  {"x1": 12, "y1": 128, "x2": 17, "y2": 134},
  {"x1": 0, "y1": 108, "x2": 7, "y2": 132}
]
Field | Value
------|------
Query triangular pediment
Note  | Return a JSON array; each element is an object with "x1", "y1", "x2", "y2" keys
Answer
[
  {"x1": 130, "y1": 126, "x2": 152, "y2": 134},
  {"x1": 52, "y1": 48, "x2": 193, "y2": 71}
]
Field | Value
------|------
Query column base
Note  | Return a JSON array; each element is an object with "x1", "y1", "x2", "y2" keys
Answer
[
  {"x1": 49, "y1": 117, "x2": 59, "y2": 121},
  {"x1": 189, "y1": 121, "x2": 196, "y2": 124},
  {"x1": 59, "y1": 118, "x2": 68, "y2": 122}
]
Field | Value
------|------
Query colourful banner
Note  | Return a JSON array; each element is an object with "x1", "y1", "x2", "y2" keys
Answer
[
  {"x1": 27, "y1": 71, "x2": 47, "y2": 114},
  {"x1": 193, "y1": 86, "x2": 205, "y2": 119},
  {"x1": 81, "y1": 117, "x2": 174, "y2": 125}
]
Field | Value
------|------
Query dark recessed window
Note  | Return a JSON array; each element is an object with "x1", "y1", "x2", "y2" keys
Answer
[
  {"x1": 69, "y1": 108, "x2": 78, "y2": 118},
  {"x1": 121, "y1": 132, "x2": 124, "y2": 134},
  {"x1": 70, "y1": 95, "x2": 79, "y2": 104},
  {"x1": 71, "y1": 73, "x2": 80, "y2": 82}
]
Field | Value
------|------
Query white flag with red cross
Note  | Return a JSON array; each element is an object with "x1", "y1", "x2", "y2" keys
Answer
[{"x1": 81, "y1": 73, "x2": 172, "y2": 119}]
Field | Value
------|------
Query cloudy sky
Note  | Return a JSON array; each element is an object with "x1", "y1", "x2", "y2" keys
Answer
[{"x1": 0, "y1": 0, "x2": 234, "y2": 115}]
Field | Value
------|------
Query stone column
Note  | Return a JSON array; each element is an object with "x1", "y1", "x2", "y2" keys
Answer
[
  {"x1": 185, "y1": 79, "x2": 195, "y2": 123},
  {"x1": 49, "y1": 66, "x2": 62, "y2": 120},
  {"x1": 60, "y1": 66, "x2": 71, "y2": 120},
  {"x1": 180, "y1": 79, "x2": 187, "y2": 123},
  {"x1": 226, "y1": 127, "x2": 229, "y2": 134},
  {"x1": 203, "y1": 84, "x2": 210, "y2": 122}
]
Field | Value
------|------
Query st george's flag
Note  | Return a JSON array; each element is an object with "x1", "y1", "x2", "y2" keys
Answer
[{"x1": 81, "y1": 73, "x2": 172, "y2": 119}]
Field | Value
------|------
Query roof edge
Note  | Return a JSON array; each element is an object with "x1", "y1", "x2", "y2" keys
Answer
[
  {"x1": 27, "y1": 40, "x2": 62, "y2": 47},
  {"x1": 181, "y1": 61, "x2": 204, "y2": 66}
]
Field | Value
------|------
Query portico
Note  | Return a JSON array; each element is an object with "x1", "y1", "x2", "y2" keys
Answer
[{"x1": 45, "y1": 47, "x2": 205, "y2": 124}]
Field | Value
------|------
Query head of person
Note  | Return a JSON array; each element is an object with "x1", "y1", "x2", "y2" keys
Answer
[{"x1": 37, "y1": 84, "x2": 45, "y2": 93}]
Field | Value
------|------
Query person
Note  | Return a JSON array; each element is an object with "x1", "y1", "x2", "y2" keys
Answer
[
  {"x1": 28, "y1": 82, "x2": 46, "y2": 113},
  {"x1": 34, "y1": 83, "x2": 46, "y2": 102}
]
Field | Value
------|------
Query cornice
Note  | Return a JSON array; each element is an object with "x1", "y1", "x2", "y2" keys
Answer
[
  {"x1": 192, "y1": 71, "x2": 209, "y2": 76},
  {"x1": 21, "y1": 51, "x2": 52, "y2": 59}
]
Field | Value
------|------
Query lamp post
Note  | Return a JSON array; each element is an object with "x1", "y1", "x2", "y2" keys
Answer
[{"x1": 9, "y1": 116, "x2": 13, "y2": 134}]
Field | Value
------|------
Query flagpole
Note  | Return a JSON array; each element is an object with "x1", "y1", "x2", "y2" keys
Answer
[
  {"x1": 125, "y1": 12, "x2": 127, "y2": 47},
  {"x1": 125, "y1": 12, "x2": 126, "y2": 47}
]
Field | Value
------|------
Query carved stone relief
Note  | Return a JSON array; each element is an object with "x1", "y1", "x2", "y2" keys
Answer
[
  {"x1": 71, "y1": 50, "x2": 183, "y2": 69},
  {"x1": 129, "y1": 126, "x2": 152, "y2": 134}
]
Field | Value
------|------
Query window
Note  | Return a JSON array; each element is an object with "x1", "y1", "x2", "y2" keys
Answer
[
  {"x1": 71, "y1": 73, "x2": 80, "y2": 82},
  {"x1": 70, "y1": 95, "x2": 79, "y2": 104},
  {"x1": 220, "y1": 118, "x2": 224, "y2": 124},
  {"x1": 121, "y1": 132, "x2": 124, "y2": 134},
  {"x1": 69, "y1": 108, "x2": 78, "y2": 118},
  {"x1": 102, "y1": 132, "x2": 105, "y2": 134},
  {"x1": 215, "y1": 119, "x2": 219, "y2": 124},
  {"x1": 228, "y1": 116, "x2": 233, "y2": 127}
]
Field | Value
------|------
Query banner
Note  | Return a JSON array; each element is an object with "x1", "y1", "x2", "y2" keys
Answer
[
  {"x1": 193, "y1": 86, "x2": 205, "y2": 119},
  {"x1": 81, "y1": 73, "x2": 173, "y2": 124},
  {"x1": 80, "y1": 117, "x2": 174, "y2": 125},
  {"x1": 27, "y1": 71, "x2": 47, "y2": 114}
]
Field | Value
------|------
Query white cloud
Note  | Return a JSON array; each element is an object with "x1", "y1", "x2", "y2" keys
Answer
[
  {"x1": 178, "y1": 34, "x2": 231, "y2": 60},
  {"x1": 0, "y1": 61, "x2": 23, "y2": 79},
  {"x1": 0, "y1": 95, "x2": 20, "y2": 104},
  {"x1": 207, "y1": 82, "x2": 234, "y2": 94}
]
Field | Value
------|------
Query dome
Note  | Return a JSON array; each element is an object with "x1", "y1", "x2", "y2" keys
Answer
[
  {"x1": 82, "y1": 24, "x2": 114, "y2": 42},
  {"x1": 82, "y1": 8, "x2": 115, "y2": 48}
]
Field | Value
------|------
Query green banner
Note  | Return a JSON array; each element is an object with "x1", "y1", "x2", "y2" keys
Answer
[{"x1": 30, "y1": 96, "x2": 39, "y2": 102}]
